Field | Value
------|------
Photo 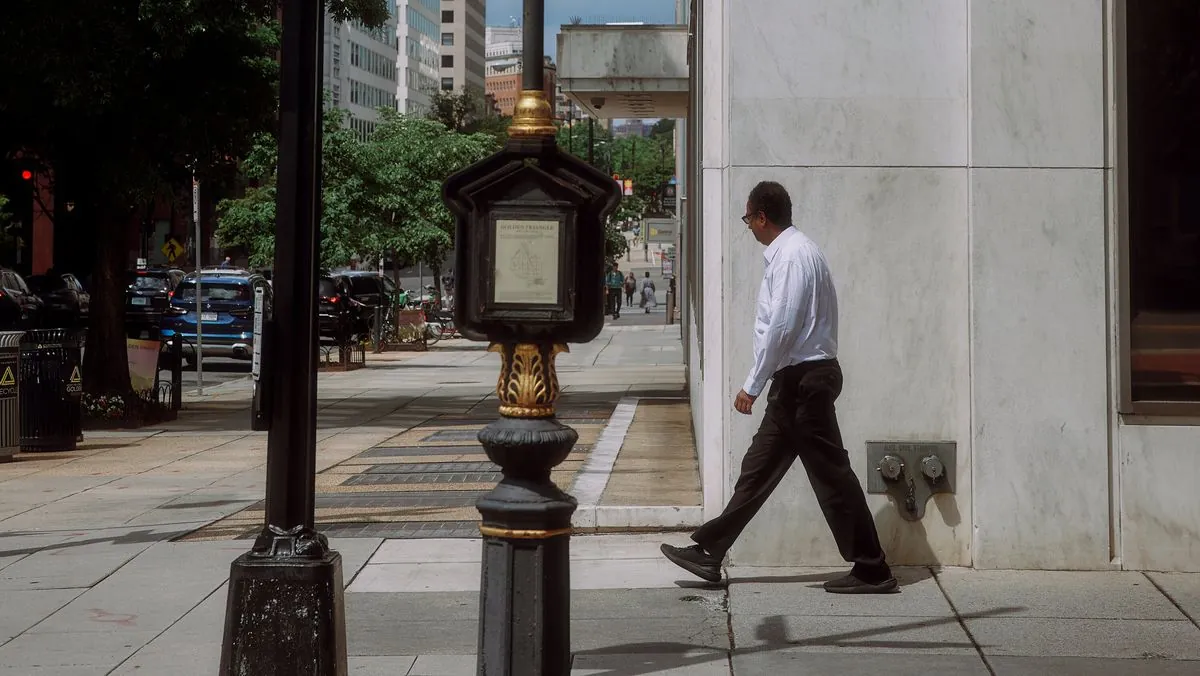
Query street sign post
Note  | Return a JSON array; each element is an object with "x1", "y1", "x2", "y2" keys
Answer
[{"x1": 161, "y1": 238, "x2": 184, "y2": 264}]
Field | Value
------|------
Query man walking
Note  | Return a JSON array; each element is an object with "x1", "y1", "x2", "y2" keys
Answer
[
  {"x1": 605, "y1": 263, "x2": 624, "y2": 319},
  {"x1": 661, "y1": 181, "x2": 896, "y2": 594}
]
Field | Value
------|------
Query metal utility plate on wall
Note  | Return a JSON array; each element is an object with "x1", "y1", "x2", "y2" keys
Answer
[{"x1": 865, "y1": 441, "x2": 957, "y2": 521}]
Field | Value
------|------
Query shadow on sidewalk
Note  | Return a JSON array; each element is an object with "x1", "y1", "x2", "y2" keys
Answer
[
  {"x1": 0, "y1": 527, "x2": 193, "y2": 558},
  {"x1": 572, "y1": 606, "x2": 1024, "y2": 675}
]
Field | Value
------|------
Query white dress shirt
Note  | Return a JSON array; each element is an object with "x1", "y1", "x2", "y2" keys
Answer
[{"x1": 742, "y1": 227, "x2": 838, "y2": 397}]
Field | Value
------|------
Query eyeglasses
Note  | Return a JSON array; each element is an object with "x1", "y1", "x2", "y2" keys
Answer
[{"x1": 741, "y1": 211, "x2": 761, "y2": 225}]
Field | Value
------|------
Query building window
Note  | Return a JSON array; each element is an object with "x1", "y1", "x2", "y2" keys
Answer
[
  {"x1": 1124, "y1": 0, "x2": 1200, "y2": 409},
  {"x1": 441, "y1": 77, "x2": 454, "y2": 91},
  {"x1": 442, "y1": 10, "x2": 454, "y2": 22},
  {"x1": 441, "y1": 55, "x2": 454, "y2": 67},
  {"x1": 441, "y1": 32, "x2": 454, "y2": 46}
]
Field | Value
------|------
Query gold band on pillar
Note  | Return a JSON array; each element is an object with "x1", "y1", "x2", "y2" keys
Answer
[
  {"x1": 489, "y1": 343, "x2": 567, "y2": 418},
  {"x1": 479, "y1": 525, "x2": 573, "y2": 539},
  {"x1": 508, "y1": 90, "x2": 558, "y2": 137}
]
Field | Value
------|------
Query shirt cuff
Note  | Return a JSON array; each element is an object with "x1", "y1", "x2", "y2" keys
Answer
[{"x1": 743, "y1": 373, "x2": 768, "y2": 398}]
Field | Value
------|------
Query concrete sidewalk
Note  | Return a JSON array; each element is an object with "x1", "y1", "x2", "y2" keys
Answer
[{"x1": 1, "y1": 533, "x2": 1198, "y2": 673}]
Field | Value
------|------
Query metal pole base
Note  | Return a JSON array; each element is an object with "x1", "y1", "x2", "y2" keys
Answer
[
  {"x1": 220, "y1": 530, "x2": 347, "y2": 676},
  {"x1": 476, "y1": 417, "x2": 578, "y2": 676}
]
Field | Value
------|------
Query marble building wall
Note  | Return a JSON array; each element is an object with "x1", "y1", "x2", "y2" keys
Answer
[{"x1": 703, "y1": 0, "x2": 1123, "y2": 569}]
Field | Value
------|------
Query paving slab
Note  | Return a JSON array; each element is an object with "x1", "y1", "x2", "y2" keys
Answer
[
  {"x1": 0, "y1": 535, "x2": 160, "y2": 592},
  {"x1": 937, "y1": 569, "x2": 1187, "y2": 620},
  {"x1": 351, "y1": 537, "x2": 696, "y2": 593},
  {"x1": 573, "y1": 651, "x2": 729, "y2": 675},
  {"x1": 965, "y1": 617, "x2": 1200, "y2": 660},
  {"x1": 348, "y1": 592, "x2": 478, "y2": 655},
  {"x1": 988, "y1": 656, "x2": 1200, "y2": 675},
  {"x1": 572, "y1": 615, "x2": 729, "y2": 654},
  {"x1": 108, "y1": 585, "x2": 225, "y2": 674},
  {"x1": 349, "y1": 655, "x2": 419, "y2": 675},
  {"x1": 23, "y1": 541, "x2": 234, "y2": 635},
  {"x1": 599, "y1": 398, "x2": 700, "y2": 508},
  {"x1": 0, "y1": 667, "x2": 108, "y2": 675},
  {"x1": 731, "y1": 651, "x2": 988, "y2": 675},
  {"x1": 0, "y1": 589, "x2": 83, "y2": 643},
  {"x1": 409, "y1": 654, "x2": 477, "y2": 675},
  {"x1": 1147, "y1": 572, "x2": 1200, "y2": 624},
  {"x1": 728, "y1": 566, "x2": 948, "y2": 617},
  {"x1": 0, "y1": 628, "x2": 160, "y2": 671},
  {"x1": 731, "y1": 613, "x2": 978, "y2": 655},
  {"x1": 109, "y1": 537, "x2": 382, "y2": 673}
]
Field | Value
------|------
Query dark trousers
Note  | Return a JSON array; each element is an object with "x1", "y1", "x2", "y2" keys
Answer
[
  {"x1": 607, "y1": 288, "x2": 621, "y2": 314},
  {"x1": 691, "y1": 359, "x2": 890, "y2": 580}
]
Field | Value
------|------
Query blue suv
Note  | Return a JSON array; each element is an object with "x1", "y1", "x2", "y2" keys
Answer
[{"x1": 162, "y1": 270, "x2": 271, "y2": 364}]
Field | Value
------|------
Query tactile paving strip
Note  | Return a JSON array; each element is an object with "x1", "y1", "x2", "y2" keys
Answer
[{"x1": 180, "y1": 408, "x2": 612, "y2": 542}]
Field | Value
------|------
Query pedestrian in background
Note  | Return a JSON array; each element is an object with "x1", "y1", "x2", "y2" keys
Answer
[
  {"x1": 640, "y1": 271, "x2": 657, "y2": 313},
  {"x1": 605, "y1": 264, "x2": 624, "y2": 319},
  {"x1": 624, "y1": 272, "x2": 637, "y2": 307}
]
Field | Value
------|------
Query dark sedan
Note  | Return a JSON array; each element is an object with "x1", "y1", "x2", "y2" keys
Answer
[
  {"x1": 27, "y1": 273, "x2": 89, "y2": 328},
  {"x1": 0, "y1": 268, "x2": 43, "y2": 330},
  {"x1": 126, "y1": 267, "x2": 185, "y2": 338}
]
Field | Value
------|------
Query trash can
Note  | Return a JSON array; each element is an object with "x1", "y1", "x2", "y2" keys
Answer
[
  {"x1": 0, "y1": 331, "x2": 22, "y2": 462},
  {"x1": 19, "y1": 329, "x2": 83, "y2": 452}
]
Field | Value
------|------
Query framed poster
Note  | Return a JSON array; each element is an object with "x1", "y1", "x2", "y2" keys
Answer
[{"x1": 492, "y1": 218, "x2": 562, "y2": 305}]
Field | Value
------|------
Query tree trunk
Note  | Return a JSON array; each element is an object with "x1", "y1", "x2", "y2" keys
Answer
[
  {"x1": 83, "y1": 203, "x2": 135, "y2": 395},
  {"x1": 430, "y1": 261, "x2": 442, "y2": 306}
]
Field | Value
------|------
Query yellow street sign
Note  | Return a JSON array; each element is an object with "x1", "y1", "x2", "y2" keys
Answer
[
  {"x1": 0, "y1": 367, "x2": 13, "y2": 386},
  {"x1": 70, "y1": 366, "x2": 82, "y2": 384},
  {"x1": 162, "y1": 238, "x2": 185, "y2": 263}
]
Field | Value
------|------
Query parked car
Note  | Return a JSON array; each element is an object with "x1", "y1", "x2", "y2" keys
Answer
[
  {"x1": 0, "y1": 268, "x2": 43, "y2": 330},
  {"x1": 318, "y1": 275, "x2": 355, "y2": 341},
  {"x1": 26, "y1": 273, "x2": 90, "y2": 327},
  {"x1": 334, "y1": 271, "x2": 399, "y2": 335},
  {"x1": 126, "y1": 267, "x2": 186, "y2": 338},
  {"x1": 162, "y1": 271, "x2": 272, "y2": 363}
]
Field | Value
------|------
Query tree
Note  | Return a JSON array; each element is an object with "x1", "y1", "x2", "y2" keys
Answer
[
  {"x1": 366, "y1": 112, "x2": 497, "y2": 298},
  {"x1": 650, "y1": 118, "x2": 677, "y2": 137},
  {"x1": 219, "y1": 110, "x2": 497, "y2": 297},
  {"x1": 556, "y1": 119, "x2": 612, "y2": 166},
  {"x1": 610, "y1": 135, "x2": 674, "y2": 212},
  {"x1": 427, "y1": 87, "x2": 512, "y2": 144},
  {"x1": 0, "y1": 195, "x2": 21, "y2": 257},
  {"x1": 216, "y1": 106, "x2": 385, "y2": 269},
  {"x1": 0, "y1": 0, "x2": 385, "y2": 397}
]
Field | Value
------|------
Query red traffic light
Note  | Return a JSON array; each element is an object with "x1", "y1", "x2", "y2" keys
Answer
[{"x1": 20, "y1": 169, "x2": 32, "y2": 181}]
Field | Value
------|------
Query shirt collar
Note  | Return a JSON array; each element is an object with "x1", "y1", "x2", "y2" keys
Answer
[{"x1": 763, "y1": 226, "x2": 797, "y2": 264}]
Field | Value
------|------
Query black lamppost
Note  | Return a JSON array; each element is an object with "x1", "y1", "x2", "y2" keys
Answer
[
  {"x1": 219, "y1": 0, "x2": 346, "y2": 673},
  {"x1": 442, "y1": 0, "x2": 621, "y2": 672}
]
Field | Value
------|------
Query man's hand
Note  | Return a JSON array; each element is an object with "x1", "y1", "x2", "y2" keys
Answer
[{"x1": 734, "y1": 389, "x2": 757, "y2": 415}]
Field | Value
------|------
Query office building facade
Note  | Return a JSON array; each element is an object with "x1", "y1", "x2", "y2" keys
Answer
[{"x1": 439, "y1": 0, "x2": 486, "y2": 97}]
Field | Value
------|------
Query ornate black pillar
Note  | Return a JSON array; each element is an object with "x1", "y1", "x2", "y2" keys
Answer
[
  {"x1": 219, "y1": 0, "x2": 346, "y2": 673},
  {"x1": 476, "y1": 343, "x2": 577, "y2": 674},
  {"x1": 443, "y1": 3, "x2": 621, "y2": 670}
]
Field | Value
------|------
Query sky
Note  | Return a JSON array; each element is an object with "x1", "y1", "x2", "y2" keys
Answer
[{"x1": 484, "y1": 0, "x2": 679, "y2": 62}]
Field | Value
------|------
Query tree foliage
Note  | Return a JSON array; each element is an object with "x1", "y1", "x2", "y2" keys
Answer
[
  {"x1": 217, "y1": 109, "x2": 497, "y2": 277},
  {"x1": 0, "y1": 0, "x2": 386, "y2": 396},
  {"x1": 427, "y1": 87, "x2": 512, "y2": 145}
]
